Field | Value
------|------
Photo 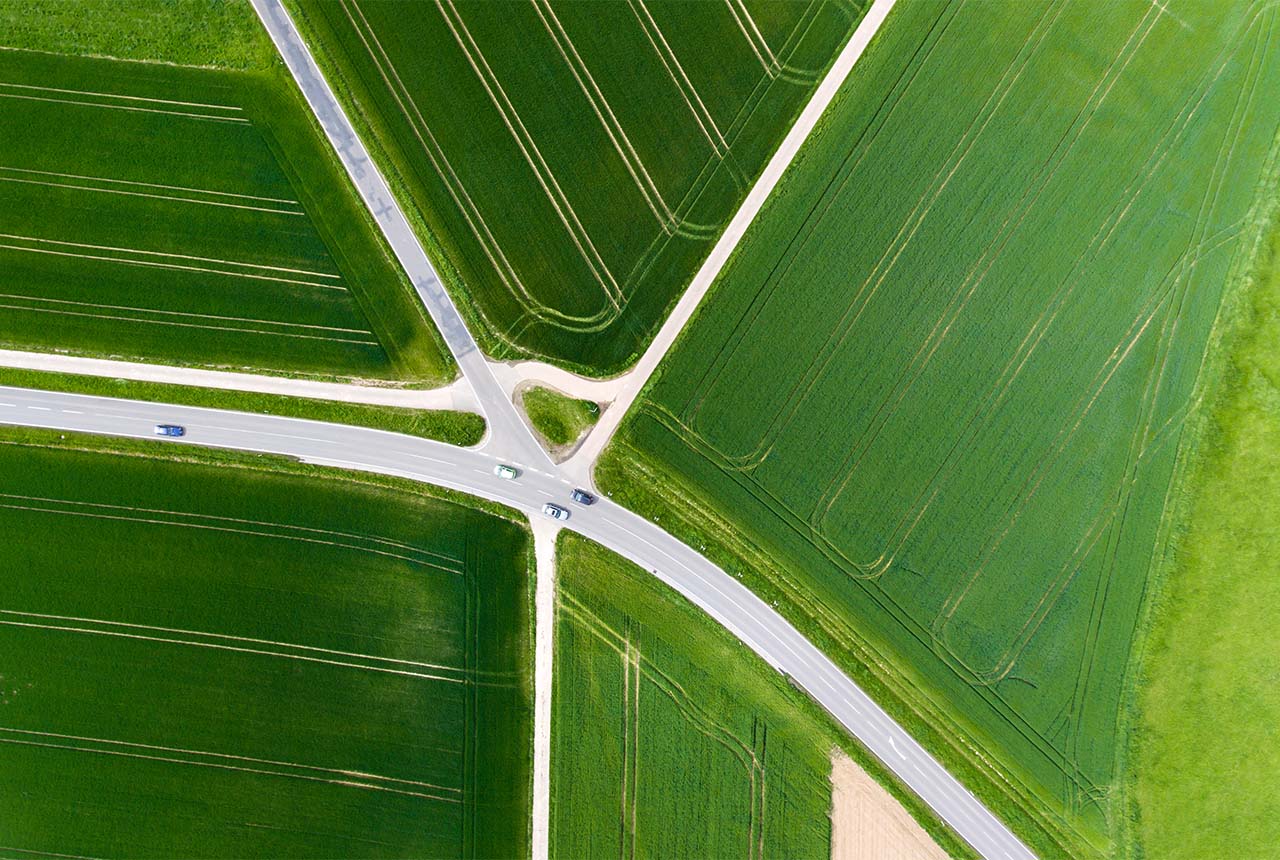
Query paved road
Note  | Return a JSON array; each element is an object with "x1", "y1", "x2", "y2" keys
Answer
[
  {"x1": 251, "y1": 0, "x2": 549, "y2": 470},
  {"x1": 233, "y1": 3, "x2": 1032, "y2": 857},
  {"x1": 0, "y1": 385, "x2": 1033, "y2": 860}
]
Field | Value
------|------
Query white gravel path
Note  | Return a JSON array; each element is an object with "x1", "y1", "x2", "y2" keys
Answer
[{"x1": 0, "y1": 348, "x2": 477, "y2": 411}]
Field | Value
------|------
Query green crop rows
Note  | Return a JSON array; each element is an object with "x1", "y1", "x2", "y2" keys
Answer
[
  {"x1": 0, "y1": 435, "x2": 531, "y2": 858},
  {"x1": 0, "y1": 24, "x2": 450, "y2": 383},
  {"x1": 602, "y1": 0, "x2": 1280, "y2": 855},
  {"x1": 286, "y1": 0, "x2": 867, "y2": 373},
  {"x1": 551, "y1": 534, "x2": 837, "y2": 860}
]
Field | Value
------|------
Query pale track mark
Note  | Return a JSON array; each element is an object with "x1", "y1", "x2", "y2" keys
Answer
[
  {"x1": 0, "y1": 165, "x2": 298, "y2": 204},
  {"x1": 0, "y1": 175, "x2": 306, "y2": 216},
  {"x1": 0, "y1": 92, "x2": 249, "y2": 124}
]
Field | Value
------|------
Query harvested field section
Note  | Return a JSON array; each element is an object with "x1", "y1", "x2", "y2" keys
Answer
[
  {"x1": 604, "y1": 0, "x2": 1280, "y2": 853},
  {"x1": 550, "y1": 534, "x2": 936, "y2": 860},
  {"x1": 0, "y1": 439, "x2": 531, "y2": 858},
  {"x1": 0, "y1": 47, "x2": 449, "y2": 382},
  {"x1": 286, "y1": 0, "x2": 866, "y2": 372}
]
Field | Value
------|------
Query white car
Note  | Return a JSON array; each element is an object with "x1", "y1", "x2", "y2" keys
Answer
[
  {"x1": 494, "y1": 464, "x2": 518, "y2": 480},
  {"x1": 542, "y1": 503, "x2": 569, "y2": 521}
]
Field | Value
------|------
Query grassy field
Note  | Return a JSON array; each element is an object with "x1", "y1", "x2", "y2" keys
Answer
[
  {"x1": 601, "y1": 1, "x2": 1280, "y2": 855},
  {"x1": 0, "y1": 367, "x2": 485, "y2": 446},
  {"x1": 0, "y1": 14, "x2": 451, "y2": 384},
  {"x1": 1131, "y1": 211, "x2": 1280, "y2": 859},
  {"x1": 0, "y1": 0, "x2": 276, "y2": 70},
  {"x1": 286, "y1": 0, "x2": 867, "y2": 373},
  {"x1": 522, "y1": 385, "x2": 598, "y2": 447},
  {"x1": 551, "y1": 533, "x2": 965, "y2": 860},
  {"x1": 0, "y1": 429, "x2": 531, "y2": 858}
]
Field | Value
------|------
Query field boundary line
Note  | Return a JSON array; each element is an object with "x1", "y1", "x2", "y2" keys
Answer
[
  {"x1": 0, "y1": 233, "x2": 339, "y2": 282},
  {"x1": 0, "y1": 725, "x2": 461, "y2": 794},
  {"x1": 0, "y1": 165, "x2": 298, "y2": 204},
  {"x1": 567, "y1": 0, "x2": 900, "y2": 480},
  {"x1": 0, "y1": 734, "x2": 459, "y2": 802},
  {"x1": 0, "y1": 91, "x2": 248, "y2": 124},
  {"x1": 0, "y1": 299, "x2": 378, "y2": 345}
]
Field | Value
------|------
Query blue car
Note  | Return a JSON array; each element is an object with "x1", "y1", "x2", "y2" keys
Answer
[
  {"x1": 570, "y1": 488, "x2": 596, "y2": 505},
  {"x1": 153, "y1": 424, "x2": 186, "y2": 437}
]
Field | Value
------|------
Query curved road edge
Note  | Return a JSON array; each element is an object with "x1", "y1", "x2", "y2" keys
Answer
[{"x1": 0, "y1": 386, "x2": 1033, "y2": 860}]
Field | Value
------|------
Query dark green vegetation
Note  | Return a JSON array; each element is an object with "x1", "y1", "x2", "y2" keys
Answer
[
  {"x1": 551, "y1": 534, "x2": 965, "y2": 860},
  {"x1": 0, "y1": 0, "x2": 275, "y2": 70},
  {"x1": 522, "y1": 385, "x2": 598, "y2": 447},
  {"x1": 601, "y1": 1, "x2": 1280, "y2": 855},
  {"x1": 0, "y1": 24, "x2": 450, "y2": 383},
  {"x1": 0, "y1": 430, "x2": 531, "y2": 858},
  {"x1": 286, "y1": 0, "x2": 867, "y2": 373},
  {"x1": 1133, "y1": 211, "x2": 1280, "y2": 859},
  {"x1": 0, "y1": 367, "x2": 485, "y2": 446}
]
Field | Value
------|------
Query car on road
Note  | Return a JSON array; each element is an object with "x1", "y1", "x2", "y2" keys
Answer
[
  {"x1": 153, "y1": 424, "x2": 185, "y2": 437},
  {"x1": 494, "y1": 464, "x2": 518, "y2": 479},
  {"x1": 570, "y1": 488, "x2": 596, "y2": 505},
  {"x1": 542, "y1": 503, "x2": 569, "y2": 521}
]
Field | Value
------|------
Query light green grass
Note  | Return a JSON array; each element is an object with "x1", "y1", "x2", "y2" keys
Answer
[
  {"x1": 285, "y1": 0, "x2": 867, "y2": 374},
  {"x1": 0, "y1": 38, "x2": 451, "y2": 383},
  {"x1": 0, "y1": 0, "x2": 275, "y2": 70},
  {"x1": 523, "y1": 386, "x2": 598, "y2": 447},
  {"x1": 600, "y1": 2, "x2": 1280, "y2": 855},
  {"x1": 0, "y1": 427, "x2": 531, "y2": 858},
  {"x1": 0, "y1": 367, "x2": 485, "y2": 446},
  {"x1": 1131, "y1": 215, "x2": 1280, "y2": 859},
  {"x1": 551, "y1": 533, "x2": 970, "y2": 860}
]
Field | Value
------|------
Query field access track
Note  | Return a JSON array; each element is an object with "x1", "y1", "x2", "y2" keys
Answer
[
  {"x1": 286, "y1": 0, "x2": 867, "y2": 372},
  {"x1": 605, "y1": 0, "x2": 1280, "y2": 853}
]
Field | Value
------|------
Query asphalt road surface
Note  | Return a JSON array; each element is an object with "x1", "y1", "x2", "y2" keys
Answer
[{"x1": 0, "y1": 385, "x2": 1034, "y2": 860}]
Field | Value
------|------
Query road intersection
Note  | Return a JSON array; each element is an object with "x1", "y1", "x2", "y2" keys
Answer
[{"x1": 0, "y1": 3, "x2": 1038, "y2": 858}]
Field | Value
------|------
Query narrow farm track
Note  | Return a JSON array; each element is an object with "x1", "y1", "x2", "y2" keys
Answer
[{"x1": 0, "y1": 1, "x2": 1033, "y2": 857}]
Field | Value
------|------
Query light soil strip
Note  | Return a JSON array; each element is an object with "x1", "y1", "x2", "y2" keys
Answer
[
  {"x1": 562, "y1": 0, "x2": 899, "y2": 486},
  {"x1": 0, "y1": 348, "x2": 476, "y2": 411},
  {"x1": 830, "y1": 749, "x2": 948, "y2": 860},
  {"x1": 530, "y1": 519, "x2": 559, "y2": 860}
]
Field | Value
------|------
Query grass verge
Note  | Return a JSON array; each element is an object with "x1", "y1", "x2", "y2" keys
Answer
[
  {"x1": 0, "y1": 367, "x2": 484, "y2": 446},
  {"x1": 522, "y1": 386, "x2": 598, "y2": 447}
]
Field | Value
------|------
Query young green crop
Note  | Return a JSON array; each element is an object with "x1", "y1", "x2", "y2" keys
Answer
[
  {"x1": 284, "y1": 0, "x2": 867, "y2": 373},
  {"x1": 0, "y1": 38, "x2": 451, "y2": 383},
  {"x1": 601, "y1": 2, "x2": 1280, "y2": 855},
  {"x1": 0, "y1": 432, "x2": 531, "y2": 857}
]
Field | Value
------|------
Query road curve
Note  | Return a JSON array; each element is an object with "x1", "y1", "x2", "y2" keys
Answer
[
  {"x1": 250, "y1": 0, "x2": 549, "y2": 470},
  {"x1": 0, "y1": 385, "x2": 1034, "y2": 860}
]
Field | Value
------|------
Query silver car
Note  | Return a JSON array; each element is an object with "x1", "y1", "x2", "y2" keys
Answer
[{"x1": 542, "y1": 503, "x2": 569, "y2": 521}]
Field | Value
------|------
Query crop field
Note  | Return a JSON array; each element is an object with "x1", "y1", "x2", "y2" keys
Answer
[
  {"x1": 602, "y1": 0, "x2": 1280, "y2": 853},
  {"x1": 0, "y1": 43, "x2": 449, "y2": 382},
  {"x1": 287, "y1": 0, "x2": 868, "y2": 372},
  {"x1": 0, "y1": 435, "x2": 531, "y2": 857},
  {"x1": 550, "y1": 534, "x2": 837, "y2": 859}
]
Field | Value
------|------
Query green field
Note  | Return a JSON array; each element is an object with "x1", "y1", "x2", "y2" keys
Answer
[
  {"x1": 552, "y1": 533, "x2": 960, "y2": 860},
  {"x1": 601, "y1": 1, "x2": 1280, "y2": 854},
  {"x1": 0, "y1": 432, "x2": 531, "y2": 858},
  {"x1": 1131, "y1": 212, "x2": 1280, "y2": 858},
  {"x1": 522, "y1": 385, "x2": 598, "y2": 447},
  {"x1": 0, "y1": 17, "x2": 450, "y2": 383},
  {"x1": 286, "y1": 0, "x2": 867, "y2": 373}
]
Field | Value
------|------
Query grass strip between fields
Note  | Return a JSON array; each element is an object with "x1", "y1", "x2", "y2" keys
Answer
[{"x1": 0, "y1": 367, "x2": 484, "y2": 446}]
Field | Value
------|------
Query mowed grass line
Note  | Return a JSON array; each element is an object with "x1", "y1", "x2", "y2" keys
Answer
[
  {"x1": 0, "y1": 432, "x2": 531, "y2": 858},
  {"x1": 1130, "y1": 212, "x2": 1280, "y2": 859},
  {"x1": 0, "y1": 29, "x2": 452, "y2": 383},
  {"x1": 284, "y1": 0, "x2": 866, "y2": 373},
  {"x1": 550, "y1": 533, "x2": 970, "y2": 860},
  {"x1": 601, "y1": 1, "x2": 1280, "y2": 855}
]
